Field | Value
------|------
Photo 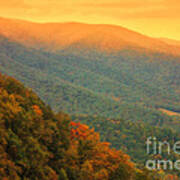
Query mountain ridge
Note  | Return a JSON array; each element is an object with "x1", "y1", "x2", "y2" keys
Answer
[
  {"x1": 0, "y1": 17, "x2": 180, "y2": 55},
  {"x1": 158, "y1": 37, "x2": 180, "y2": 46}
]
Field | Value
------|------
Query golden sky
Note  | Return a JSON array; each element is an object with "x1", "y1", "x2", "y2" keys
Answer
[{"x1": 0, "y1": 0, "x2": 180, "y2": 40}]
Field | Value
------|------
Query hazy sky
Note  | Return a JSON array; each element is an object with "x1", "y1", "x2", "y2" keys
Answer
[{"x1": 1, "y1": 0, "x2": 180, "y2": 40}]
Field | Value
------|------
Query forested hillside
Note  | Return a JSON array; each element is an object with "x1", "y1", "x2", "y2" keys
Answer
[
  {"x1": 73, "y1": 115, "x2": 180, "y2": 164},
  {"x1": 0, "y1": 73, "x2": 164, "y2": 179},
  {"x1": 0, "y1": 33, "x2": 179, "y2": 126},
  {"x1": 0, "y1": 18, "x2": 180, "y2": 179}
]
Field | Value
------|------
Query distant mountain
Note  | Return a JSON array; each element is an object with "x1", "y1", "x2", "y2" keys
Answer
[
  {"x1": 0, "y1": 17, "x2": 180, "y2": 55},
  {"x1": 159, "y1": 38, "x2": 180, "y2": 46}
]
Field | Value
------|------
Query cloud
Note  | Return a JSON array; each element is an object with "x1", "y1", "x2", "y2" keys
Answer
[
  {"x1": 76, "y1": 0, "x2": 180, "y2": 19},
  {"x1": 0, "y1": 0, "x2": 30, "y2": 8},
  {"x1": 0, "y1": 0, "x2": 180, "y2": 21},
  {"x1": 80, "y1": 2, "x2": 158, "y2": 9}
]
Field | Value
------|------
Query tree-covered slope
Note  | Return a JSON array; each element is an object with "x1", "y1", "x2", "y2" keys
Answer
[
  {"x1": 72, "y1": 115, "x2": 180, "y2": 164},
  {"x1": 0, "y1": 73, "x2": 164, "y2": 179},
  {"x1": 0, "y1": 34, "x2": 179, "y2": 127}
]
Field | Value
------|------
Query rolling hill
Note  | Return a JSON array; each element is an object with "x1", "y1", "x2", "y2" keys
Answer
[
  {"x1": 0, "y1": 17, "x2": 180, "y2": 55},
  {"x1": 0, "y1": 73, "x2": 179, "y2": 179},
  {"x1": 0, "y1": 17, "x2": 179, "y2": 128},
  {"x1": 158, "y1": 38, "x2": 180, "y2": 46},
  {"x1": 0, "y1": 17, "x2": 180, "y2": 177},
  {"x1": 2, "y1": 73, "x2": 151, "y2": 179}
]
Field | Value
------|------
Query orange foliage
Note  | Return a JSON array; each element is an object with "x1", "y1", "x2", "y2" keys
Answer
[
  {"x1": 68, "y1": 121, "x2": 135, "y2": 179},
  {"x1": 32, "y1": 105, "x2": 43, "y2": 116},
  {"x1": 70, "y1": 122, "x2": 91, "y2": 140}
]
